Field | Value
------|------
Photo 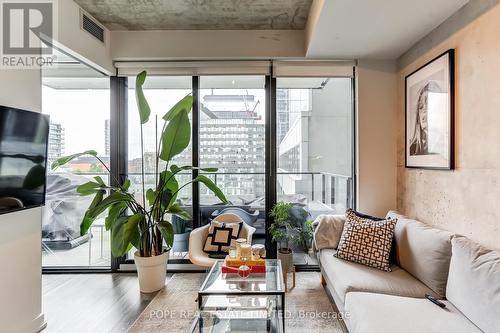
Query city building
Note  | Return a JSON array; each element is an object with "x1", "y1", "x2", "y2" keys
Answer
[{"x1": 47, "y1": 122, "x2": 65, "y2": 164}]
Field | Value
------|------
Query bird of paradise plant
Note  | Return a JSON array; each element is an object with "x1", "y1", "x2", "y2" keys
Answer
[{"x1": 51, "y1": 70, "x2": 227, "y2": 258}]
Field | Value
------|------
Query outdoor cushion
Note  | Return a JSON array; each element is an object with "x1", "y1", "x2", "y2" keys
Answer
[
  {"x1": 344, "y1": 292, "x2": 482, "y2": 333},
  {"x1": 386, "y1": 211, "x2": 453, "y2": 298},
  {"x1": 319, "y1": 249, "x2": 437, "y2": 305},
  {"x1": 446, "y1": 237, "x2": 500, "y2": 333}
]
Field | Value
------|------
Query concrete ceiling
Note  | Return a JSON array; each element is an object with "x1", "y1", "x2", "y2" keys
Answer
[
  {"x1": 306, "y1": 0, "x2": 470, "y2": 59},
  {"x1": 74, "y1": 0, "x2": 313, "y2": 30}
]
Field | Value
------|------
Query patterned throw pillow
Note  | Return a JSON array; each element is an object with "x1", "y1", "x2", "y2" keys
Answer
[
  {"x1": 203, "y1": 221, "x2": 243, "y2": 253},
  {"x1": 335, "y1": 209, "x2": 397, "y2": 272}
]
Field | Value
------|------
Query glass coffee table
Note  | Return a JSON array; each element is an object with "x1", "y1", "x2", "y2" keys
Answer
[{"x1": 189, "y1": 259, "x2": 285, "y2": 333}]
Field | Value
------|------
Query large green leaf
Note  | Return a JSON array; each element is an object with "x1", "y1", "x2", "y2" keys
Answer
[
  {"x1": 76, "y1": 180, "x2": 102, "y2": 196},
  {"x1": 159, "y1": 110, "x2": 191, "y2": 162},
  {"x1": 156, "y1": 221, "x2": 174, "y2": 248},
  {"x1": 146, "y1": 188, "x2": 156, "y2": 207},
  {"x1": 167, "y1": 203, "x2": 192, "y2": 221},
  {"x1": 162, "y1": 95, "x2": 193, "y2": 122},
  {"x1": 87, "y1": 191, "x2": 133, "y2": 221},
  {"x1": 158, "y1": 170, "x2": 179, "y2": 209},
  {"x1": 135, "y1": 71, "x2": 151, "y2": 124},
  {"x1": 170, "y1": 165, "x2": 218, "y2": 173},
  {"x1": 195, "y1": 175, "x2": 228, "y2": 204},
  {"x1": 51, "y1": 150, "x2": 97, "y2": 170},
  {"x1": 111, "y1": 213, "x2": 144, "y2": 257},
  {"x1": 80, "y1": 190, "x2": 105, "y2": 235},
  {"x1": 105, "y1": 202, "x2": 127, "y2": 231}
]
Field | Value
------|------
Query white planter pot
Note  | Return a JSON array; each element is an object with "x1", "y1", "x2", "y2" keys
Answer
[{"x1": 134, "y1": 251, "x2": 169, "y2": 293}]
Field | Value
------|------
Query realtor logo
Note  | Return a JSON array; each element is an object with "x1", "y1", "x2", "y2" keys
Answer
[{"x1": 1, "y1": 0, "x2": 57, "y2": 68}]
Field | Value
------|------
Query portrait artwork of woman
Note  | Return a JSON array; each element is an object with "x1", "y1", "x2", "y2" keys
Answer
[{"x1": 409, "y1": 80, "x2": 441, "y2": 156}]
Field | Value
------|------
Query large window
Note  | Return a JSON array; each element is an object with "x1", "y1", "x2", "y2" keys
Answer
[
  {"x1": 42, "y1": 52, "x2": 110, "y2": 268},
  {"x1": 276, "y1": 77, "x2": 354, "y2": 265},
  {"x1": 199, "y1": 76, "x2": 266, "y2": 245}
]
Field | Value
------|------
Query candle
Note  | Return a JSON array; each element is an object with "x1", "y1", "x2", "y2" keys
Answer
[
  {"x1": 235, "y1": 238, "x2": 247, "y2": 259},
  {"x1": 240, "y1": 243, "x2": 252, "y2": 261}
]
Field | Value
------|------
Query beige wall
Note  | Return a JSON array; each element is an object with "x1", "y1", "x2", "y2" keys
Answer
[
  {"x1": 0, "y1": 68, "x2": 45, "y2": 332},
  {"x1": 396, "y1": 4, "x2": 500, "y2": 250},
  {"x1": 356, "y1": 60, "x2": 398, "y2": 217}
]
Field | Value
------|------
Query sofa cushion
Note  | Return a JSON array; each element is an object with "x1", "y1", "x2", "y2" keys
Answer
[
  {"x1": 335, "y1": 209, "x2": 397, "y2": 272},
  {"x1": 386, "y1": 211, "x2": 453, "y2": 298},
  {"x1": 344, "y1": 292, "x2": 482, "y2": 333},
  {"x1": 319, "y1": 249, "x2": 437, "y2": 305},
  {"x1": 313, "y1": 214, "x2": 345, "y2": 250},
  {"x1": 446, "y1": 237, "x2": 500, "y2": 333}
]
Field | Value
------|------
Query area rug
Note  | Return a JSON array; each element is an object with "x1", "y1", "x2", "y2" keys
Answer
[{"x1": 128, "y1": 272, "x2": 345, "y2": 333}]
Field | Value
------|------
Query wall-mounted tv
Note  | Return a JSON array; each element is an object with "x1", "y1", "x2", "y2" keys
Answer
[{"x1": 0, "y1": 105, "x2": 49, "y2": 214}]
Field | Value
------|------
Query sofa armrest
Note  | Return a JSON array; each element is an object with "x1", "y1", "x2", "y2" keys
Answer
[{"x1": 313, "y1": 214, "x2": 346, "y2": 251}]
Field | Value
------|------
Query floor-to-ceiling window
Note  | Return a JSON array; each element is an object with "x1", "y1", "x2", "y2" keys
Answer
[
  {"x1": 127, "y1": 76, "x2": 193, "y2": 261},
  {"x1": 198, "y1": 76, "x2": 267, "y2": 245},
  {"x1": 42, "y1": 50, "x2": 111, "y2": 268},
  {"x1": 275, "y1": 77, "x2": 354, "y2": 266}
]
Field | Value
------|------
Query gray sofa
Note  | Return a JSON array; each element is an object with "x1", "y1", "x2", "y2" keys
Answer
[{"x1": 314, "y1": 211, "x2": 500, "y2": 333}]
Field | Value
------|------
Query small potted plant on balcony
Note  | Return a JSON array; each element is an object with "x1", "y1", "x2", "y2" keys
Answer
[
  {"x1": 51, "y1": 71, "x2": 227, "y2": 293},
  {"x1": 172, "y1": 216, "x2": 191, "y2": 253},
  {"x1": 269, "y1": 201, "x2": 295, "y2": 273}
]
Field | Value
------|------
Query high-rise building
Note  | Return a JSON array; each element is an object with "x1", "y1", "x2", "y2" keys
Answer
[
  {"x1": 48, "y1": 121, "x2": 65, "y2": 163},
  {"x1": 198, "y1": 94, "x2": 265, "y2": 198},
  {"x1": 104, "y1": 119, "x2": 110, "y2": 156}
]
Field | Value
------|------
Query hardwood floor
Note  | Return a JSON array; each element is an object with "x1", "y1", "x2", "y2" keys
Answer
[{"x1": 42, "y1": 273, "x2": 170, "y2": 333}]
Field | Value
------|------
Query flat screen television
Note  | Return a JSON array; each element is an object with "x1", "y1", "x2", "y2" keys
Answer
[{"x1": 0, "y1": 105, "x2": 49, "y2": 214}]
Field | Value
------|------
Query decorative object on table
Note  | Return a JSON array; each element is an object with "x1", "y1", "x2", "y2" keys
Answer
[
  {"x1": 335, "y1": 209, "x2": 397, "y2": 272},
  {"x1": 252, "y1": 244, "x2": 266, "y2": 259},
  {"x1": 239, "y1": 243, "x2": 252, "y2": 261},
  {"x1": 228, "y1": 246, "x2": 237, "y2": 258},
  {"x1": 405, "y1": 49, "x2": 455, "y2": 170},
  {"x1": 235, "y1": 238, "x2": 247, "y2": 258},
  {"x1": 238, "y1": 265, "x2": 251, "y2": 278},
  {"x1": 51, "y1": 70, "x2": 227, "y2": 293}
]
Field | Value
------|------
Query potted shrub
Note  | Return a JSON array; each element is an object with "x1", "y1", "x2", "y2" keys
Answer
[
  {"x1": 51, "y1": 71, "x2": 227, "y2": 293},
  {"x1": 269, "y1": 201, "x2": 295, "y2": 273}
]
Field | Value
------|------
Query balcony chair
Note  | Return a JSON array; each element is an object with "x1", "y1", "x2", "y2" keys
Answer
[{"x1": 188, "y1": 213, "x2": 256, "y2": 268}]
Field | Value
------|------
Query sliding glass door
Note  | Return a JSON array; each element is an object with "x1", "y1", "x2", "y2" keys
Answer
[
  {"x1": 198, "y1": 76, "x2": 267, "y2": 246},
  {"x1": 41, "y1": 50, "x2": 111, "y2": 268},
  {"x1": 276, "y1": 77, "x2": 354, "y2": 266}
]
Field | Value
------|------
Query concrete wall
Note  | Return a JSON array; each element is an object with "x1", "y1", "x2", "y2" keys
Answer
[
  {"x1": 356, "y1": 60, "x2": 398, "y2": 217},
  {"x1": 111, "y1": 30, "x2": 305, "y2": 60},
  {"x1": 396, "y1": 3, "x2": 500, "y2": 250},
  {"x1": 55, "y1": 0, "x2": 114, "y2": 74},
  {"x1": 0, "y1": 68, "x2": 45, "y2": 332}
]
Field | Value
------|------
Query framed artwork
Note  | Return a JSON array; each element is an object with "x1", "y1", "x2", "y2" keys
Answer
[{"x1": 405, "y1": 49, "x2": 455, "y2": 170}]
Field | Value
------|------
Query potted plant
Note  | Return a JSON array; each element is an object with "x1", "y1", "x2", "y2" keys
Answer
[
  {"x1": 269, "y1": 201, "x2": 294, "y2": 273},
  {"x1": 172, "y1": 216, "x2": 191, "y2": 253},
  {"x1": 51, "y1": 70, "x2": 227, "y2": 293}
]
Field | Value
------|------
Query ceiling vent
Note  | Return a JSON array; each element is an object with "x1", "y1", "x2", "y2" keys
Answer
[{"x1": 81, "y1": 11, "x2": 105, "y2": 43}]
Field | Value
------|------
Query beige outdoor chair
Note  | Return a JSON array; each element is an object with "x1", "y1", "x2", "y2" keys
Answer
[{"x1": 188, "y1": 213, "x2": 256, "y2": 267}]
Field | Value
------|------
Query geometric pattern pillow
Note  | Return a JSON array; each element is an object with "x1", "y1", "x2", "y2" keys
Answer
[
  {"x1": 203, "y1": 221, "x2": 242, "y2": 253},
  {"x1": 335, "y1": 209, "x2": 397, "y2": 272}
]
